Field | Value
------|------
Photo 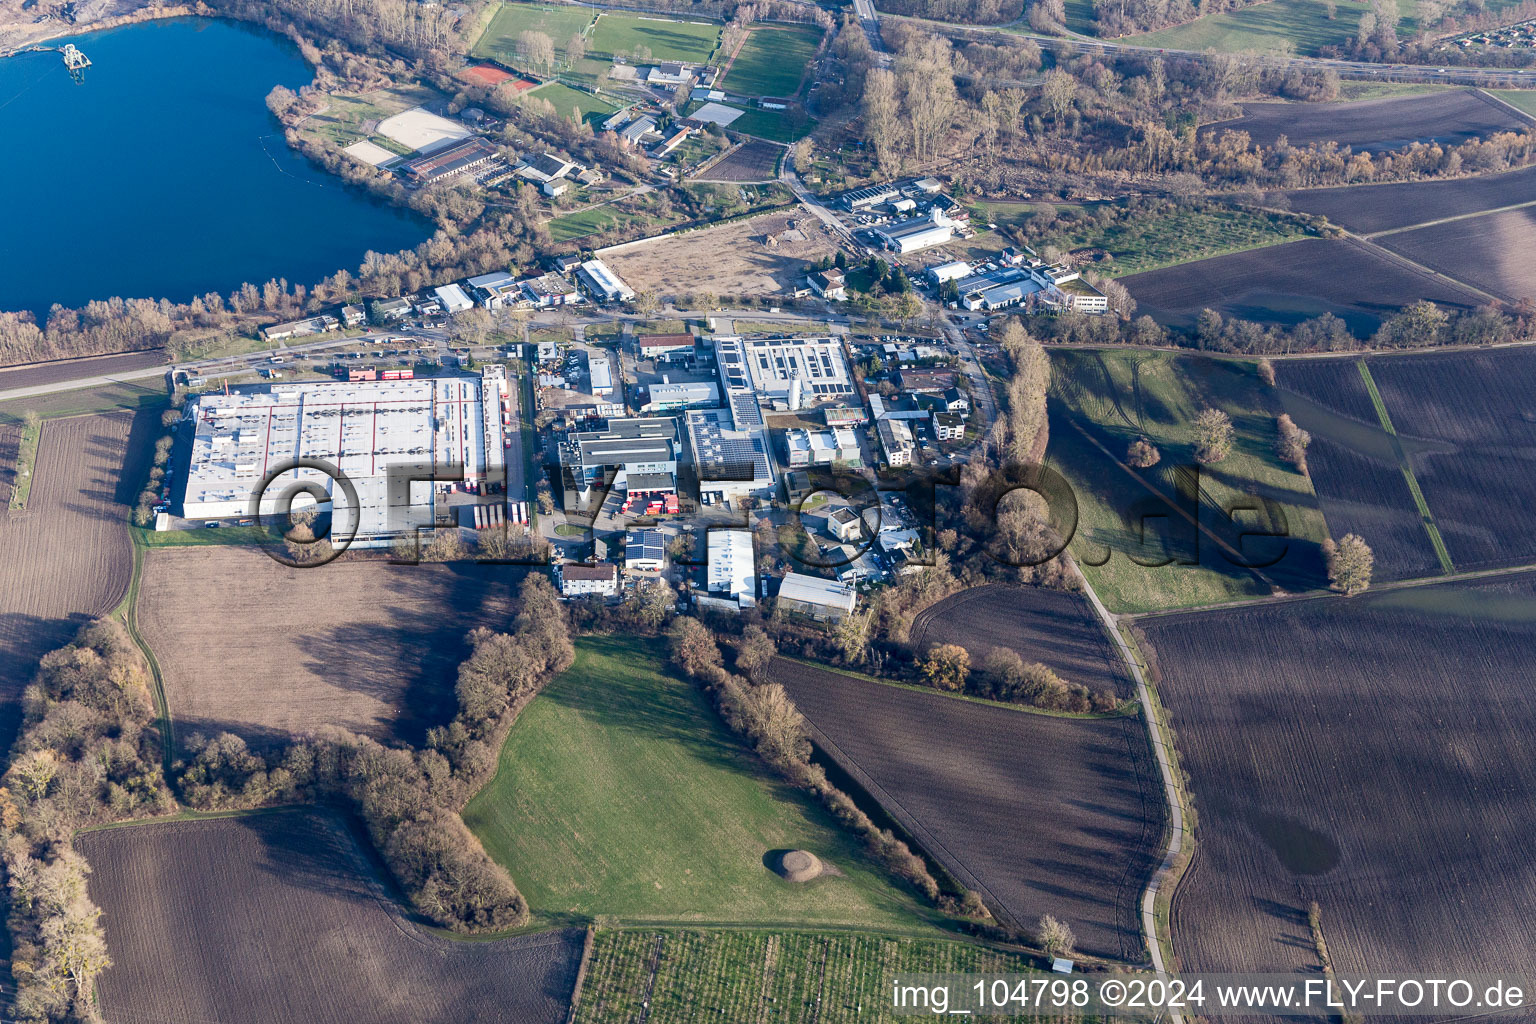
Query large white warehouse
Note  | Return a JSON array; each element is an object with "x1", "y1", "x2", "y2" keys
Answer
[{"x1": 179, "y1": 372, "x2": 509, "y2": 546}]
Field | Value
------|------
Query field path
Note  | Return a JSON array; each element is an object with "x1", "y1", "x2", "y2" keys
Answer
[{"x1": 1072, "y1": 565, "x2": 1187, "y2": 1014}]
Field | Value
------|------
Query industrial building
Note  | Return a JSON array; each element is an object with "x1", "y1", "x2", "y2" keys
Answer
[
  {"x1": 466, "y1": 271, "x2": 523, "y2": 309},
  {"x1": 784, "y1": 426, "x2": 860, "y2": 468},
  {"x1": 577, "y1": 259, "x2": 636, "y2": 303},
  {"x1": 776, "y1": 572, "x2": 857, "y2": 621},
  {"x1": 560, "y1": 417, "x2": 679, "y2": 504},
  {"x1": 434, "y1": 283, "x2": 476, "y2": 314},
  {"x1": 715, "y1": 336, "x2": 855, "y2": 410},
  {"x1": 637, "y1": 334, "x2": 694, "y2": 361},
  {"x1": 706, "y1": 529, "x2": 757, "y2": 607},
  {"x1": 685, "y1": 393, "x2": 776, "y2": 505},
  {"x1": 842, "y1": 184, "x2": 900, "y2": 211},
  {"x1": 626, "y1": 528, "x2": 668, "y2": 572},
  {"x1": 589, "y1": 358, "x2": 615, "y2": 396},
  {"x1": 260, "y1": 315, "x2": 338, "y2": 342},
  {"x1": 178, "y1": 372, "x2": 508, "y2": 547},
  {"x1": 646, "y1": 380, "x2": 718, "y2": 412},
  {"x1": 872, "y1": 209, "x2": 958, "y2": 254},
  {"x1": 522, "y1": 272, "x2": 581, "y2": 307}
]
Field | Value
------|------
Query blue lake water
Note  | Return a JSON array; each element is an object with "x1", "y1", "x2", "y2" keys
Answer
[{"x1": 0, "y1": 17, "x2": 429, "y2": 320}]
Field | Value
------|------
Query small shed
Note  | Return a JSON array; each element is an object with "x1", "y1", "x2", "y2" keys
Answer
[{"x1": 1051, "y1": 958, "x2": 1074, "y2": 974}]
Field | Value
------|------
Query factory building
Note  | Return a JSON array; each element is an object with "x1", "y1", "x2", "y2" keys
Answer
[
  {"x1": 178, "y1": 373, "x2": 507, "y2": 547},
  {"x1": 715, "y1": 336, "x2": 855, "y2": 410},
  {"x1": 706, "y1": 529, "x2": 757, "y2": 608},
  {"x1": 776, "y1": 572, "x2": 857, "y2": 622},
  {"x1": 872, "y1": 209, "x2": 957, "y2": 254},
  {"x1": 559, "y1": 417, "x2": 679, "y2": 505},
  {"x1": 577, "y1": 259, "x2": 636, "y2": 303},
  {"x1": 686, "y1": 390, "x2": 776, "y2": 505}
]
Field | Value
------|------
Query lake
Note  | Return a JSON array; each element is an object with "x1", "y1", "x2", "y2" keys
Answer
[{"x1": 0, "y1": 17, "x2": 429, "y2": 321}]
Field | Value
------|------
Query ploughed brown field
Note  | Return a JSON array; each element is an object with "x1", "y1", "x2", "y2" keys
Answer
[
  {"x1": 910, "y1": 584, "x2": 1136, "y2": 699},
  {"x1": 696, "y1": 139, "x2": 784, "y2": 182},
  {"x1": 1376, "y1": 207, "x2": 1536, "y2": 304},
  {"x1": 79, "y1": 809, "x2": 583, "y2": 1024},
  {"x1": 0, "y1": 411, "x2": 149, "y2": 751},
  {"x1": 1203, "y1": 89, "x2": 1528, "y2": 154},
  {"x1": 1122, "y1": 237, "x2": 1483, "y2": 335},
  {"x1": 770, "y1": 659, "x2": 1165, "y2": 961},
  {"x1": 0, "y1": 348, "x2": 167, "y2": 387},
  {"x1": 1142, "y1": 574, "x2": 1536, "y2": 982},
  {"x1": 139, "y1": 547, "x2": 530, "y2": 749},
  {"x1": 1284, "y1": 163, "x2": 1536, "y2": 234}
]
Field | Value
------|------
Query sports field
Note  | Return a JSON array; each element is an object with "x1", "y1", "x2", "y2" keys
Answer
[
  {"x1": 462, "y1": 636, "x2": 932, "y2": 929},
  {"x1": 526, "y1": 81, "x2": 618, "y2": 123},
  {"x1": 721, "y1": 24, "x2": 823, "y2": 98},
  {"x1": 473, "y1": 2, "x2": 594, "y2": 61},
  {"x1": 589, "y1": 12, "x2": 720, "y2": 62},
  {"x1": 726, "y1": 105, "x2": 817, "y2": 143}
]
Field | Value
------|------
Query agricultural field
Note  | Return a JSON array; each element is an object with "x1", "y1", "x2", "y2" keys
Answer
[
  {"x1": 0, "y1": 410, "x2": 148, "y2": 752},
  {"x1": 138, "y1": 547, "x2": 526, "y2": 749},
  {"x1": 1121, "y1": 237, "x2": 1484, "y2": 334},
  {"x1": 0, "y1": 420, "x2": 18, "y2": 508},
  {"x1": 720, "y1": 23, "x2": 824, "y2": 98},
  {"x1": 601, "y1": 211, "x2": 839, "y2": 299},
  {"x1": 696, "y1": 139, "x2": 784, "y2": 182},
  {"x1": 0, "y1": 348, "x2": 165, "y2": 385},
  {"x1": 1037, "y1": 205, "x2": 1312, "y2": 278},
  {"x1": 589, "y1": 11, "x2": 721, "y2": 62},
  {"x1": 79, "y1": 810, "x2": 583, "y2": 1024},
  {"x1": 1375, "y1": 207, "x2": 1536, "y2": 303},
  {"x1": 1124, "y1": 0, "x2": 1415, "y2": 56},
  {"x1": 473, "y1": 1, "x2": 595, "y2": 61},
  {"x1": 1201, "y1": 88, "x2": 1528, "y2": 153},
  {"x1": 769, "y1": 659, "x2": 1165, "y2": 961},
  {"x1": 909, "y1": 585, "x2": 1135, "y2": 699},
  {"x1": 1047, "y1": 349, "x2": 1332, "y2": 614},
  {"x1": 463, "y1": 636, "x2": 932, "y2": 929},
  {"x1": 1141, "y1": 572, "x2": 1536, "y2": 980},
  {"x1": 1367, "y1": 346, "x2": 1536, "y2": 571},
  {"x1": 573, "y1": 929, "x2": 1041, "y2": 1024},
  {"x1": 1274, "y1": 359, "x2": 1444, "y2": 581},
  {"x1": 1284, "y1": 163, "x2": 1536, "y2": 234}
]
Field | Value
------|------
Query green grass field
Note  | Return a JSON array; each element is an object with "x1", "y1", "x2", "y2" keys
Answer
[
  {"x1": 0, "y1": 381, "x2": 168, "y2": 424},
  {"x1": 1047, "y1": 350, "x2": 1332, "y2": 614},
  {"x1": 1125, "y1": 0, "x2": 1405, "y2": 55},
  {"x1": 721, "y1": 23, "x2": 823, "y2": 98},
  {"x1": 589, "y1": 11, "x2": 721, "y2": 62},
  {"x1": 1040, "y1": 205, "x2": 1312, "y2": 278},
  {"x1": 547, "y1": 205, "x2": 625, "y2": 243},
  {"x1": 1490, "y1": 89, "x2": 1536, "y2": 117},
  {"x1": 462, "y1": 636, "x2": 933, "y2": 929},
  {"x1": 7, "y1": 412, "x2": 41, "y2": 510},
  {"x1": 525, "y1": 81, "x2": 618, "y2": 123},
  {"x1": 572, "y1": 929, "x2": 1040, "y2": 1023},
  {"x1": 473, "y1": 1, "x2": 594, "y2": 60},
  {"x1": 134, "y1": 525, "x2": 265, "y2": 548},
  {"x1": 725, "y1": 105, "x2": 817, "y2": 143}
]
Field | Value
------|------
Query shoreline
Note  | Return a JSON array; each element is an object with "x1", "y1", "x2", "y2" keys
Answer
[{"x1": 0, "y1": 2, "x2": 202, "y2": 56}]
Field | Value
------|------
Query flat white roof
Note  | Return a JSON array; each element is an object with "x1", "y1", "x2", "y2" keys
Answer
[
  {"x1": 778, "y1": 572, "x2": 857, "y2": 613},
  {"x1": 435, "y1": 283, "x2": 475, "y2": 312},
  {"x1": 708, "y1": 529, "x2": 755, "y2": 599},
  {"x1": 180, "y1": 376, "x2": 502, "y2": 538}
]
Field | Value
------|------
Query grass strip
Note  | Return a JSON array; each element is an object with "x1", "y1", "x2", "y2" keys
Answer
[
  {"x1": 1356, "y1": 359, "x2": 1455, "y2": 574},
  {"x1": 8, "y1": 412, "x2": 41, "y2": 509}
]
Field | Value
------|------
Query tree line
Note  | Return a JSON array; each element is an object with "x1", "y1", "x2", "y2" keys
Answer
[{"x1": 2, "y1": 620, "x2": 174, "y2": 1022}]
